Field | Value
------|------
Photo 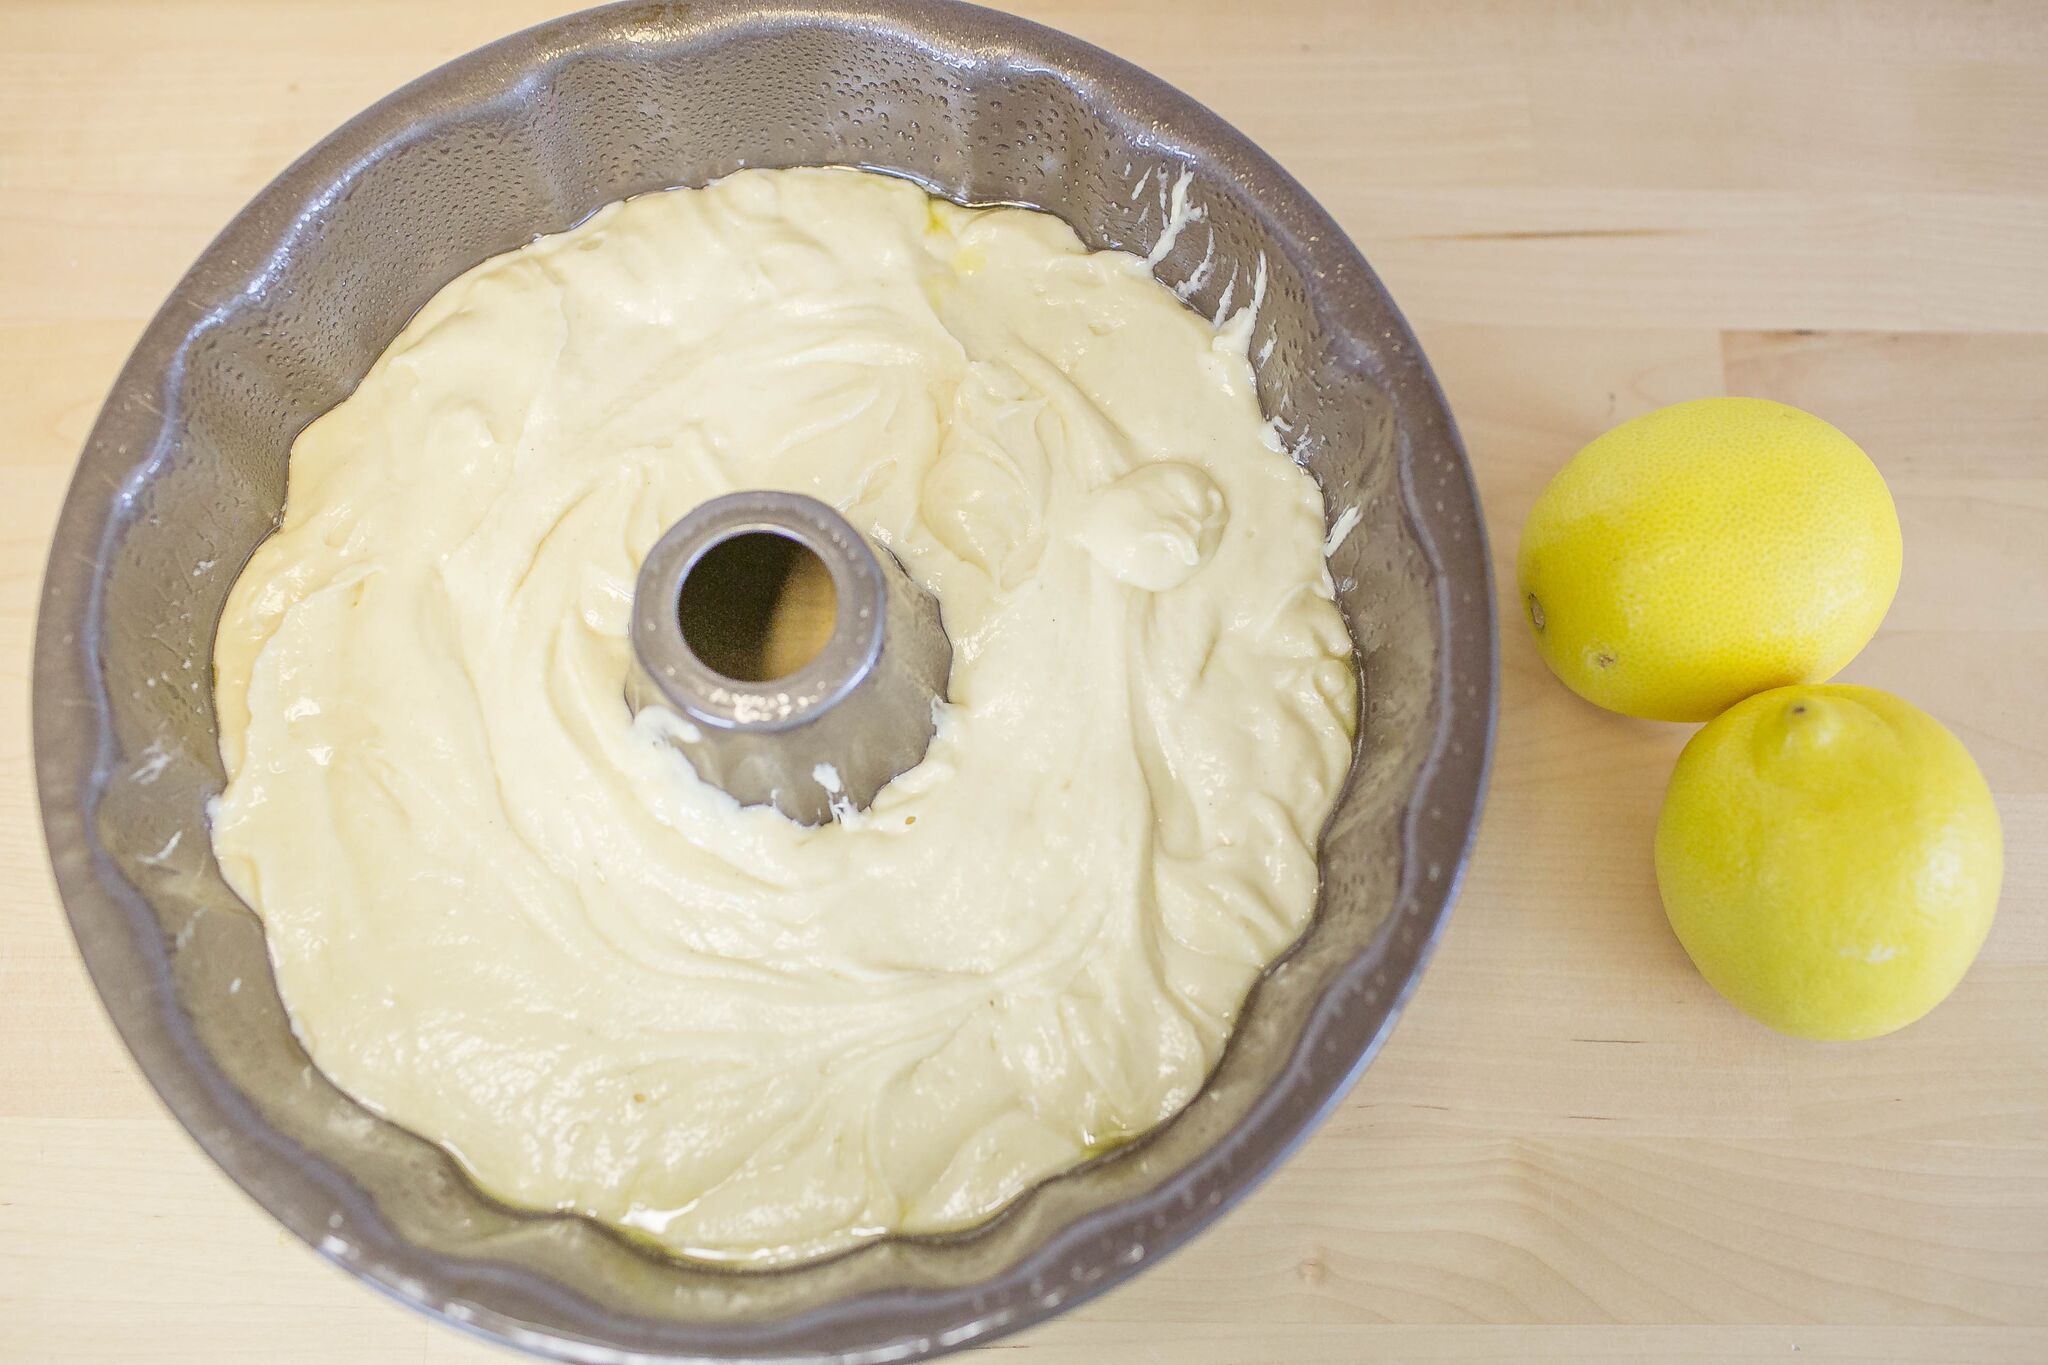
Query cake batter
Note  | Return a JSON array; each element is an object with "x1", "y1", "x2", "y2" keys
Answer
[{"x1": 211, "y1": 168, "x2": 1356, "y2": 1264}]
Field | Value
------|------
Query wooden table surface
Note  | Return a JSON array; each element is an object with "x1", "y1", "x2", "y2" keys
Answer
[{"x1": 4, "y1": 2, "x2": 2045, "y2": 1361}]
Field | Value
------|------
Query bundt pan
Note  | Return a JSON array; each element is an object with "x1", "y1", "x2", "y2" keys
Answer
[{"x1": 33, "y1": 1, "x2": 1494, "y2": 1358}]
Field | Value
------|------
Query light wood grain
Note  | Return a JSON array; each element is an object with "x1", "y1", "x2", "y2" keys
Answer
[{"x1": 3, "y1": 2, "x2": 2045, "y2": 1362}]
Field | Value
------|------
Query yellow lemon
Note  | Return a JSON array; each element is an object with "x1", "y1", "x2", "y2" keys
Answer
[
  {"x1": 1518, "y1": 398, "x2": 1901, "y2": 721},
  {"x1": 1655, "y1": 685, "x2": 2002, "y2": 1041}
]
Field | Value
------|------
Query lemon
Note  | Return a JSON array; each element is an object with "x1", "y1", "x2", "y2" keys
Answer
[
  {"x1": 1518, "y1": 398, "x2": 1901, "y2": 721},
  {"x1": 1655, "y1": 685, "x2": 2002, "y2": 1040}
]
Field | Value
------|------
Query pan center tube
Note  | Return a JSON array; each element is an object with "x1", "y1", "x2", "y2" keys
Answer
[{"x1": 627, "y1": 491, "x2": 952, "y2": 825}]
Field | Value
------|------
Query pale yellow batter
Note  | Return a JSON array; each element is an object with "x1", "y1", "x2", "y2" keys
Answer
[{"x1": 210, "y1": 168, "x2": 1356, "y2": 1265}]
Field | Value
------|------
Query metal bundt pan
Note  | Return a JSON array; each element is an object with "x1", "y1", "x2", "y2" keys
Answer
[{"x1": 32, "y1": 1, "x2": 1495, "y2": 1358}]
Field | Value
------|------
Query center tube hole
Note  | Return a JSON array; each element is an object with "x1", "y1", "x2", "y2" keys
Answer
[{"x1": 676, "y1": 530, "x2": 838, "y2": 683}]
